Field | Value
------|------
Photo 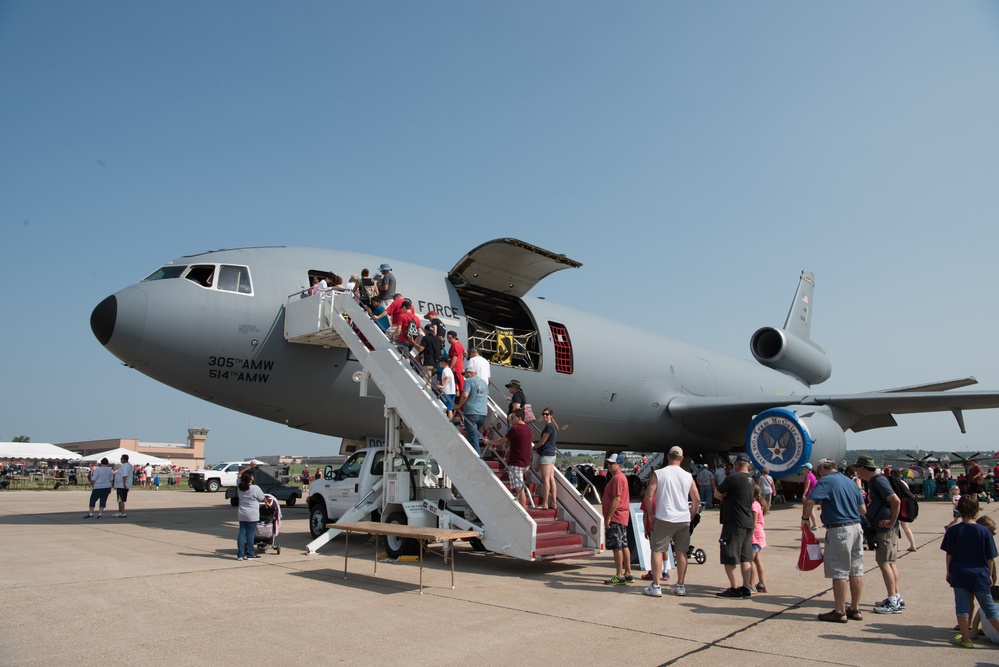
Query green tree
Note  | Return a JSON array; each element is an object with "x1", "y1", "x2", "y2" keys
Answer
[{"x1": 11, "y1": 435, "x2": 30, "y2": 442}]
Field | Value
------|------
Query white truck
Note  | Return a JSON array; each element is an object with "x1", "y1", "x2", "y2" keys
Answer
[
  {"x1": 188, "y1": 461, "x2": 252, "y2": 493},
  {"x1": 306, "y1": 445, "x2": 462, "y2": 558}
]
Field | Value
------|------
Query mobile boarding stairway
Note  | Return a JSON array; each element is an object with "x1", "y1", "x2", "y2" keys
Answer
[{"x1": 284, "y1": 289, "x2": 603, "y2": 561}]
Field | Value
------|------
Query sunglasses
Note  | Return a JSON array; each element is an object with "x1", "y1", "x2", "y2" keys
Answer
[{"x1": 542, "y1": 412, "x2": 551, "y2": 416}]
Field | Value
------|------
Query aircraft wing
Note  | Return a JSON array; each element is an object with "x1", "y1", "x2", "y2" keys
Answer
[
  {"x1": 668, "y1": 378, "x2": 999, "y2": 433},
  {"x1": 448, "y1": 238, "x2": 582, "y2": 297}
]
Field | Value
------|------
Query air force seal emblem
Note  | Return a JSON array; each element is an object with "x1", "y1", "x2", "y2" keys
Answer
[{"x1": 746, "y1": 408, "x2": 813, "y2": 477}]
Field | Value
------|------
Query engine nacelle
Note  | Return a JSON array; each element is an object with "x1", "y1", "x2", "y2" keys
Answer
[
  {"x1": 745, "y1": 407, "x2": 847, "y2": 479},
  {"x1": 750, "y1": 327, "x2": 832, "y2": 386}
]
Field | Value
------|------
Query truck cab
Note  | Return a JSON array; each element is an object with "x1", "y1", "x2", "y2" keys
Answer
[{"x1": 188, "y1": 461, "x2": 251, "y2": 492}]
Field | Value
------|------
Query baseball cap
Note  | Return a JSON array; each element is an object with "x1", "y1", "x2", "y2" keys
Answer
[
  {"x1": 505, "y1": 379, "x2": 521, "y2": 388},
  {"x1": 803, "y1": 462, "x2": 813, "y2": 469},
  {"x1": 426, "y1": 310, "x2": 437, "y2": 317},
  {"x1": 606, "y1": 454, "x2": 623, "y2": 465},
  {"x1": 735, "y1": 453, "x2": 751, "y2": 463}
]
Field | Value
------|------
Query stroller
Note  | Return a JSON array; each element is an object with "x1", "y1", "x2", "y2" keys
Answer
[
  {"x1": 685, "y1": 504, "x2": 706, "y2": 564},
  {"x1": 253, "y1": 494, "x2": 283, "y2": 555}
]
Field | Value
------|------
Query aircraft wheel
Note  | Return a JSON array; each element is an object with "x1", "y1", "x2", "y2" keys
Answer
[
  {"x1": 206, "y1": 479, "x2": 220, "y2": 493},
  {"x1": 693, "y1": 548, "x2": 706, "y2": 565},
  {"x1": 309, "y1": 501, "x2": 329, "y2": 538},
  {"x1": 384, "y1": 511, "x2": 419, "y2": 559},
  {"x1": 285, "y1": 495, "x2": 297, "y2": 508}
]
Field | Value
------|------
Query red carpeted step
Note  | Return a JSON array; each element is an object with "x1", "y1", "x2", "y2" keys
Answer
[
  {"x1": 535, "y1": 520, "x2": 571, "y2": 534},
  {"x1": 535, "y1": 532, "x2": 583, "y2": 550},
  {"x1": 536, "y1": 548, "x2": 600, "y2": 561},
  {"x1": 527, "y1": 507, "x2": 558, "y2": 520}
]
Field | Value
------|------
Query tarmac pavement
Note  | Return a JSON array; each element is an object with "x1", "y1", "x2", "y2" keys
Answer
[{"x1": 1, "y1": 489, "x2": 996, "y2": 666}]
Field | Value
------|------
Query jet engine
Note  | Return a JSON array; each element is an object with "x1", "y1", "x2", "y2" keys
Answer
[
  {"x1": 745, "y1": 407, "x2": 847, "y2": 478},
  {"x1": 750, "y1": 327, "x2": 831, "y2": 386}
]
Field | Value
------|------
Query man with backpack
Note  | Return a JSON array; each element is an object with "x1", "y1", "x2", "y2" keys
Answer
[{"x1": 855, "y1": 455, "x2": 905, "y2": 615}]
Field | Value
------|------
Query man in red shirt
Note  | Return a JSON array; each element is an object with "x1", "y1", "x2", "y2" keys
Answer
[
  {"x1": 392, "y1": 300, "x2": 421, "y2": 348},
  {"x1": 447, "y1": 331, "x2": 466, "y2": 395},
  {"x1": 602, "y1": 454, "x2": 634, "y2": 586},
  {"x1": 485, "y1": 408, "x2": 533, "y2": 508}
]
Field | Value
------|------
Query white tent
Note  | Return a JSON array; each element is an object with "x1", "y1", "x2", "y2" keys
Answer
[
  {"x1": 0, "y1": 442, "x2": 82, "y2": 461},
  {"x1": 79, "y1": 448, "x2": 173, "y2": 466}
]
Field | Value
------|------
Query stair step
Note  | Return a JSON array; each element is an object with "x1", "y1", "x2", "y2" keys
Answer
[
  {"x1": 535, "y1": 533, "x2": 583, "y2": 550},
  {"x1": 535, "y1": 520, "x2": 571, "y2": 534},
  {"x1": 536, "y1": 548, "x2": 601, "y2": 561},
  {"x1": 527, "y1": 507, "x2": 558, "y2": 520}
]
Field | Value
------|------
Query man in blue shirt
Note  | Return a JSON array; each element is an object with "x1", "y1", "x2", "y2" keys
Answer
[
  {"x1": 454, "y1": 367, "x2": 488, "y2": 456},
  {"x1": 802, "y1": 459, "x2": 867, "y2": 623}
]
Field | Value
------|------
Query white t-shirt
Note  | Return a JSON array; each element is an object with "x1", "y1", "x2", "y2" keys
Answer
[
  {"x1": 440, "y1": 367, "x2": 455, "y2": 395},
  {"x1": 466, "y1": 355, "x2": 490, "y2": 385},
  {"x1": 114, "y1": 462, "x2": 133, "y2": 489},
  {"x1": 653, "y1": 465, "x2": 695, "y2": 523},
  {"x1": 90, "y1": 466, "x2": 113, "y2": 489}
]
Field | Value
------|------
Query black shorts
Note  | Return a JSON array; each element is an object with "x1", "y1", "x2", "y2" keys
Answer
[
  {"x1": 719, "y1": 525, "x2": 754, "y2": 565},
  {"x1": 968, "y1": 482, "x2": 984, "y2": 494},
  {"x1": 116, "y1": 488, "x2": 129, "y2": 502}
]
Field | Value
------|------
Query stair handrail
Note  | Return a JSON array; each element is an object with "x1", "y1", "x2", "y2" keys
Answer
[{"x1": 554, "y1": 449, "x2": 602, "y2": 505}]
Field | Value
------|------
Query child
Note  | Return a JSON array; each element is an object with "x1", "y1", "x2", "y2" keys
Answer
[
  {"x1": 749, "y1": 484, "x2": 769, "y2": 594},
  {"x1": 941, "y1": 495, "x2": 999, "y2": 648},
  {"x1": 153, "y1": 474, "x2": 160, "y2": 490},
  {"x1": 945, "y1": 485, "x2": 962, "y2": 530}
]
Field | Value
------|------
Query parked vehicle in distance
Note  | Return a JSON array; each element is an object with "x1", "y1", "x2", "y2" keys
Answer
[{"x1": 225, "y1": 463, "x2": 302, "y2": 508}]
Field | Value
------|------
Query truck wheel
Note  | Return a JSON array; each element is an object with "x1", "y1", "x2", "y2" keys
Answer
[
  {"x1": 285, "y1": 495, "x2": 297, "y2": 508},
  {"x1": 206, "y1": 479, "x2": 220, "y2": 493},
  {"x1": 384, "y1": 511, "x2": 419, "y2": 559},
  {"x1": 309, "y1": 502, "x2": 329, "y2": 539},
  {"x1": 230, "y1": 497, "x2": 238, "y2": 507}
]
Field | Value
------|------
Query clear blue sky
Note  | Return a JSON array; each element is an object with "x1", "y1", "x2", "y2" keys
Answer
[{"x1": 3, "y1": 2, "x2": 999, "y2": 462}]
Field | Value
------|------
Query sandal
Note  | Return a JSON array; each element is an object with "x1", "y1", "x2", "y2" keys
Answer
[
  {"x1": 846, "y1": 609, "x2": 863, "y2": 621},
  {"x1": 817, "y1": 610, "x2": 848, "y2": 623},
  {"x1": 952, "y1": 634, "x2": 974, "y2": 649}
]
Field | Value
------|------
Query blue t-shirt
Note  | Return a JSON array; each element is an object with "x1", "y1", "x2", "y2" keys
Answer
[
  {"x1": 462, "y1": 376, "x2": 488, "y2": 416},
  {"x1": 536, "y1": 422, "x2": 557, "y2": 457},
  {"x1": 942, "y1": 522, "x2": 998, "y2": 593},
  {"x1": 808, "y1": 471, "x2": 864, "y2": 526},
  {"x1": 372, "y1": 305, "x2": 389, "y2": 332},
  {"x1": 867, "y1": 474, "x2": 897, "y2": 530}
]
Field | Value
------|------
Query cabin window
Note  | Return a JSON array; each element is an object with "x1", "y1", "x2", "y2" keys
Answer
[
  {"x1": 218, "y1": 265, "x2": 252, "y2": 294},
  {"x1": 143, "y1": 265, "x2": 187, "y2": 281},
  {"x1": 549, "y1": 322, "x2": 573, "y2": 374},
  {"x1": 185, "y1": 265, "x2": 215, "y2": 288}
]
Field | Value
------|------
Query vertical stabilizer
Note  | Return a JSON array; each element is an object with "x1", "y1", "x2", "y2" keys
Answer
[{"x1": 783, "y1": 271, "x2": 815, "y2": 341}]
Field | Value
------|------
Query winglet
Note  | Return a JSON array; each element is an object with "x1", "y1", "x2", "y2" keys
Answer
[{"x1": 783, "y1": 271, "x2": 816, "y2": 341}]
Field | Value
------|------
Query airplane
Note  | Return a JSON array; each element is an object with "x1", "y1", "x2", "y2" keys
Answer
[{"x1": 90, "y1": 238, "x2": 999, "y2": 479}]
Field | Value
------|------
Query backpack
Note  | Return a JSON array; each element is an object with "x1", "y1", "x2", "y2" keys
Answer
[
  {"x1": 886, "y1": 474, "x2": 919, "y2": 522},
  {"x1": 362, "y1": 279, "x2": 379, "y2": 301}
]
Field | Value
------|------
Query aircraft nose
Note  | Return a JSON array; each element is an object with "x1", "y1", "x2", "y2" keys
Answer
[{"x1": 90, "y1": 287, "x2": 147, "y2": 364}]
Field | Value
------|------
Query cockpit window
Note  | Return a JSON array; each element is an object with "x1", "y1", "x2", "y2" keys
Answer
[
  {"x1": 185, "y1": 265, "x2": 215, "y2": 288},
  {"x1": 143, "y1": 266, "x2": 187, "y2": 281},
  {"x1": 218, "y1": 265, "x2": 252, "y2": 294}
]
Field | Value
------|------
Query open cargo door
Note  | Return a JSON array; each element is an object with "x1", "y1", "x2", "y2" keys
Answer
[{"x1": 448, "y1": 238, "x2": 582, "y2": 297}]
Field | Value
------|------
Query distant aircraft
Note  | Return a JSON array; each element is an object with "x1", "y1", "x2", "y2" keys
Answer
[{"x1": 90, "y1": 239, "x2": 999, "y2": 478}]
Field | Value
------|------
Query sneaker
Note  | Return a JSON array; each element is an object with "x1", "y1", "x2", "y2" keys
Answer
[
  {"x1": 111, "y1": 512, "x2": 122, "y2": 518},
  {"x1": 96, "y1": 514, "x2": 102, "y2": 519},
  {"x1": 236, "y1": 556, "x2": 244, "y2": 561},
  {"x1": 641, "y1": 571, "x2": 654, "y2": 580},
  {"x1": 755, "y1": 583, "x2": 768, "y2": 594},
  {"x1": 738, "y1": 586, "x2": 754, "y2": 598},
  {"x1": 623, "y1": 574, "x2": 636, "y2": 584},
  {"x1": 874, "y1": 597, "x2": 905, "y2": 612},
  {"x1": 716, "y1": 587, "x2": 742, "y2": 598},
  {"x1": 604, "y1": 575, "x2": 627, "y2": 586},
  {"x1": 674, "y1": 584, "x2": 686, "y2": 597},
  {"x1": 83, "y1": 513, "x2": 94, "y2": 519},
  {"x1": 874, "y1": 600, "x2": 902, "y2": 614},
  {"x1": 248, "y1": 555, "x2": 261, "y2": 559},
  {"x1": 643, "y1": 584, "x2": 662, "y2": 597}
]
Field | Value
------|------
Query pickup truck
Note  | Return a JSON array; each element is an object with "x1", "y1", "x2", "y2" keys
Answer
[
  {"x1": 307, "y1": 446, "x2": 451, "y2": 557},
  {"x1": 188, "y1": 461, "x2": 252, "y2": 492}
]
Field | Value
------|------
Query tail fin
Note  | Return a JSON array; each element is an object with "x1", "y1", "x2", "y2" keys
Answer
[{"x1": 783, "y1": 271, "x2": 815, "y2": 341}]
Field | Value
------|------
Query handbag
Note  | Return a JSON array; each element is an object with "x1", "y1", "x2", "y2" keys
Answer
[
  {"x1": 797, "y1": 524, "x2": 824, "y2": 571},
  {"x1": 523, "y1": 404, "x2": 536, "y2": 422}
]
